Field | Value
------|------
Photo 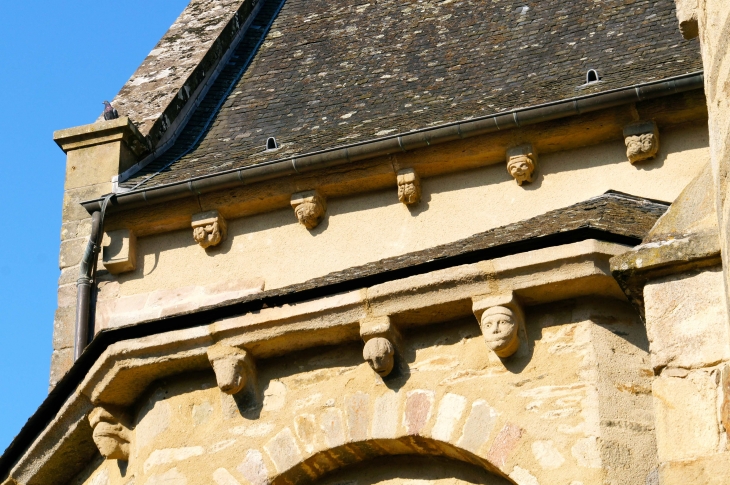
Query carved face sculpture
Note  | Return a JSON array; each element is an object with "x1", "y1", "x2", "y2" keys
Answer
[
  {"x1": 480, "y1": 306, "x2": 521, "y2": 358},
  {"x1": 89, "y1": 407, "x2": 131, "y2": 461},
  {"x1": 363, "y1": 337, "x2": 395, "y2": 376},
  {"x1": 193, "y1": 222, "x2": 222, "y2": 248},
  {"x1": 507, "y1": 155, "x2": 535, "y2": 185},
  {"x1": 625, "y1": 133, "x2": 658, "y2": 163},
  {"x1": 295, "y1": 202, "x2": 324, "y2": 229},
  {"x1": 211, "y1": 355, "x2": 247, "y2": 394},
  {"x1": 398, "y1": 182, "x2": 420, "y2": 205}
]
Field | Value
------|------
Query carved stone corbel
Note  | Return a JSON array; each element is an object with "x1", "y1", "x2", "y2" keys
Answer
[
  {"x1": 360, "y1": 316, "x2": 401, "y2": 377},
  {"x1": 102, "y1": 229, "x2": 137, "y2": 274},
  {"x1": 192, "y1": 210, "x2": 227, "y2": 248},
  {"x1": 397, "y1": 168, "x2": 421, "y2": 205},
  {"x1": 88, "y1": 406, "x2": 132, "y2": 461},
  {"x1": 506, "y1": 144, "x2": 537, "y2": 185},
  {"x1": 207, "y1": 343, "x2": 256, "y2": 395},
  {"x1": 472, "y1": 292, "x2": 525, "y2": 358},
  {"x1": 291, "y1": 190, "x2": 327, "y2": 229},
  {"x1": 624, "y1": 121, "x2": 659, "y2": 164}
]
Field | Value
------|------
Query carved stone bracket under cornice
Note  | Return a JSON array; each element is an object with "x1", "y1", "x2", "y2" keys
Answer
[
  {"x1": 88, "y1": 406, "x2": 131, "y2": 461},
  {"x1": 624, "y1": 121, "x2": 660, "y2": 164},
  {"x1": 7, "y1": 240, "x2": 632, "y2": 485},
  {"x1": 102, "y1": 229, "x2": 137, "y2": 275},
  {"x1": 206, "y1": 343, "x2": 256, "y2": 395},
  {"x1": 291, "y1": 190, "x2": 327, "y2": 229},
  {"x1": 505, "y1": 144, "x2": 537, "y2": 185},
  {"x1": 397, "y1": 168, "x2": 421, "y2": 205},
  {"x1": 192, "y1": 210, "x2": 227, "y2": 248},
  {"x1": 360, "y1": 316, "x2": 402, "y2": 377},
  {"x1": 472, "y1": 292, "x2": 525, "y2": 358}
]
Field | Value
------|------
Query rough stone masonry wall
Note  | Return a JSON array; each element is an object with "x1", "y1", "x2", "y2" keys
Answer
[
  {"x1": 70, "y1": 298, "x2": 656, "y2": 485},
  {"x1": 695, "y1": 0, "x2": 730, "y2": 318},
  {"x1": 53, "y1": 167, "x2": 115, "y2": 390},
  {"x1": 643, "y1": 266, "x2": 730, "y2": 483}
]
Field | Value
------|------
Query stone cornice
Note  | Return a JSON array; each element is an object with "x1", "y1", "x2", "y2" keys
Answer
[
  {"x1": 53, "y1": 117, "x2": 149, "y2": 157},
  {"x1": 0, "y1": 193, "x2": 665, "y2": 484},
  {"x1": 4, "y1": 239, "x2": 629, "y2": 485}
]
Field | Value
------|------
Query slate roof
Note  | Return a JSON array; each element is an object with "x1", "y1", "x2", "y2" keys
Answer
[
  {"x1": 121, "y1": 0, "x2": 702, "y2": 190},
  {"x1": 106, "y1": 0, "x2": 244, "y2": 138}
]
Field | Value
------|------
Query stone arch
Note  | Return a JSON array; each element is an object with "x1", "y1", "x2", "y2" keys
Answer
[
  {"x1": 270, "y1": 437, "x2": 514, "y2": 485},
  {"x1": 233, "y1": 385, "x2": 539, "y2": 485}
]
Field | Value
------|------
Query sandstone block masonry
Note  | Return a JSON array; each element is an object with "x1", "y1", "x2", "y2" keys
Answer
[
  {"x1": 51, "y1": 119, "x2": 148, "y2": 388},
  {"x1": 70, "y1": 298, "x2": 656, "y2": 485},
  {"x1": 642, "y1": 266, "x2": 730, "y2": 481}
]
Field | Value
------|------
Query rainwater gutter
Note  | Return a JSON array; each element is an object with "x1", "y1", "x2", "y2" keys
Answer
[{"x1": 82, "y1": 71, "x2": 704, "y2": 214}]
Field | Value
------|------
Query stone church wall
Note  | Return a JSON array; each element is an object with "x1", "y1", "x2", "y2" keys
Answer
[
  {"x1": 72, "y1": 298, "x2": 656, "y2": 485},
  {"x1": 91, "y1": 124, "x2": 708, "y2": 334}
]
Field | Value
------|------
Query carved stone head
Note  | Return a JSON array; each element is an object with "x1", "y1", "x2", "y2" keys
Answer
[
  {"x1": 191, "y1": 211, "x2": 227, "y2": 248},
  {"x1": 193, "y1": 222, "x2": 222, "y2": 248},
  {"x1": 623, "y1": 121, "x2": 660, "y2": 164},
  {"x1": 88, "y1": 407, "x2": 131, "y2": 461},
  {"x1": 625, "y1": 133, "x2": 658, "y2": 163},
  {"x1": 397, "y1": 169, "x2": 421, "y2": 205},
  {"x1": 505, "y1": 144, "x2": 537, "y2": 185},
  {"x1": 207, "y1": 344, "x2": 252, "y2": 395},
  {"x1": 291, "y1": 191, "x2": 327, "y2": 230},
  {"x1": 363, "y1": 337, "x2": 395, "y2": 377},
  {"x1": 212, "y1": 355, "x2": 246, "y2": 394},
  {"x1": 507, "y1": 155, "x2": 535, "y2": 185},
  {"x1": 480, "y1": 306, "x2": 521, "y2": 358},
  {"x1": 295, "y1": 203, "x2": 323, "y2": 229}
]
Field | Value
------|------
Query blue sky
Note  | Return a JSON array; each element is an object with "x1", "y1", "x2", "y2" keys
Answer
[{"x1": 0, "y1": 0, "x2": 189, "y2": 453}]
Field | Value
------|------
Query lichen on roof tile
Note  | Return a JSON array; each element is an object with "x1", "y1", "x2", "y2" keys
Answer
[
  {"x1": 120, "y1": 0, "x2": 702, "y2": 190},
  {"x1": 105, "y1": 0, "x2": 244, "y2": 138}
]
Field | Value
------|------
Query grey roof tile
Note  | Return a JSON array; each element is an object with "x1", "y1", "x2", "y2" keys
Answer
[{"x1": 122, "y1": 0, "x2": 702, "y2": 190}]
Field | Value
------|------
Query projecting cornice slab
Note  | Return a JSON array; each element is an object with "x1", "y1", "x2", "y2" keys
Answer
[{"x1": 5, "y1": 238, "x2": 629, "y2": 485}]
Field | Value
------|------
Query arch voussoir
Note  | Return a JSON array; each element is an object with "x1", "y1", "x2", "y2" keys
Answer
[{"x1": 270, "y1": 436, "x2": 512, "y2": 485}]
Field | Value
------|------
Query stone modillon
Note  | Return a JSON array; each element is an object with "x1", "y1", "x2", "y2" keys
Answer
[
  {"x1": 363, "y1": 337, "x2": 395, "y2": 376},
  {"x1": 207, "y1": 343, "x2": 255, "y2": 395},
  {"x1": 191, "y1": 210, "x2": 227, "y2": 248},
  {"x1": 360, "y1": 316, "x2": 401, "y2": 377},
  {"x1": 88, "y1": 406, "x2": 131, "y2": 461},
  {"x1": 397, "y1": 168, "x2": 421, "y2": 205},
  {"x1": 624, "y1": 121, "x2": 660, "y2": 164},
  {"x1": 505, "y1": 144, "x2": 537, "y2": 185},
  {"x1": 291, "y1": 190, "x2": 327, "y2": 229},
  {"x1": 472, "y1": 293, "x2": 524, "y2": 358},
  {"x1": 479, "y1": 306, "x2": 522, "y2": 358}
]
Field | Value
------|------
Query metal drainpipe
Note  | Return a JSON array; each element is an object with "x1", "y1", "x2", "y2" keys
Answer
[{"x1": 74, "y1": 196, "x2": 112, "y2": 361}]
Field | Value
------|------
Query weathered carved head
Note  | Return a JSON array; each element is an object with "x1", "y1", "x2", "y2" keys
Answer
[
  {"x1": 295, "y1": 202, "x2": 324, "y2": 229},
  {"x1": 505, "y1": 144, "x2": 537, "y2": 186},
  {"x1": 363, "y1": 337, "x2": 395, "y2": 376},
  {"x1": 480, "y1": 306, "x2": 521, "y2": 358},
  {"x1": 623, "y1": 121, "x2": 659, "y2": 164},
  {"x1": 291, "y1": 191, "x2": 327, "y2": 229},
  {"x1": 207, "y1": 344, "x2": 252, "y2": 395},
  {"x1": 193, "y1": 222, "x2": 222, "y2": 248},
  {"x1": 211, "y1": 355, "x2": 246, "y2": 394},
  {"x1": 88, "y1": 407, "x2": 131, "y2": 461},
  {"x1": 397, "y1": 169, "x2": 421, "y2": 205},
  {"x1": 625, "y1": 133, "x2": 658, "y2": 164},
  {"x1": 507, "y1": 155, "x2": 535, "y2": 185},
  {"x1": 191, "y1": 211, "x2": 227, "y2": 248}
]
